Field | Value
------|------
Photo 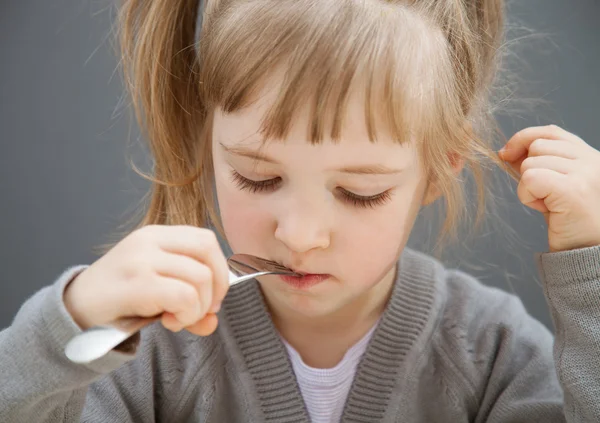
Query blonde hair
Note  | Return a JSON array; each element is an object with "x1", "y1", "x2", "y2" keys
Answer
[{"x1": 117, "y1": 0, "x2": 510, "y2": 246}]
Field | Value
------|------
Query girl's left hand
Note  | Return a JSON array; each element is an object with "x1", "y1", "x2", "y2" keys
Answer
[{"x1": 500, "y1": 124, "x2": 600, "y2": 252}]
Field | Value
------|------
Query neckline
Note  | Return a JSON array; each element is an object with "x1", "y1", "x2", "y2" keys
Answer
[
  {"x1": 222, "y1": 248, "x2": 440, "y2": 422},
  {"x1": 281, "y1": 318, "x2": 379, "y2": 387}
]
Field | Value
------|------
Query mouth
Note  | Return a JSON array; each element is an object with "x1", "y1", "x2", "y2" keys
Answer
[{"x1": 278, "y1": 271, "x2": 330, "y2": 289}]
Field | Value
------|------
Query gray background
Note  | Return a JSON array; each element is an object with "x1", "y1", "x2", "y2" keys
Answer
[{"x1": 1, "y1": 0, "x2": 599, "y2": 330}]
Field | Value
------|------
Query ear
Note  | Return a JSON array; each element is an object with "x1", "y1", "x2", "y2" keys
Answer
[
  {"x1": 422, "y1": 122, "x2": 472, "y2": 206},
  {"x1": 421, "y1": 151, "x2": 466, "y2": 206}
]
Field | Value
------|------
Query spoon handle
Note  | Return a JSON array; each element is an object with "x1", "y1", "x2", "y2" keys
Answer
[
  {"x1": 106, "y1": 315, "x2": 160, "y2": 334},
  {"x1": 64, "y1": 270, "x2": 273, "y2": 363}
]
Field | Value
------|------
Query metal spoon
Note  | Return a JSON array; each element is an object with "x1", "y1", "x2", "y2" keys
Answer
[{"x1": 64, "y1": 254, "x2": 299, "y2": 364}]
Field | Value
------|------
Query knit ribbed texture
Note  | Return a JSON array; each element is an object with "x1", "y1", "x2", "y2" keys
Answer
[
  {"x1": 537, "y1": 246, "x2": 600, "y2": 422},
  {"x1": 282, "y1": 320, "x2": 377, "y2": 423},
  {"x1": 223, "y1": 250, "x2": 438, "y2": 423},
  {"x1": 3, "y1": 247, "x2": 600, "y2": 422},
  {"x1": 539, "y1": 246, "x2": 600, "y2": 285},
  {"x1": 341, "y1": 251, "x2": 438, "y2": 422},
  {"x1": 224, "y1": 280, "x2": 310, "y2": 422}
]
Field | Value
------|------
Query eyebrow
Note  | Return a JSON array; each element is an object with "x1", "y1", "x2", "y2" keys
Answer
[
  {"x1": 220, "y1": 143, "x2": 279, "y2": 164},
  {"x1": 220, "y1": 142, "x2": 403, "y2": 175}
]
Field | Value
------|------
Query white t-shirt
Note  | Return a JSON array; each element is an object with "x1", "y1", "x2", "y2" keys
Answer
[{"x1": 281, "y1": 323, "x2": 378, "y2": 423}]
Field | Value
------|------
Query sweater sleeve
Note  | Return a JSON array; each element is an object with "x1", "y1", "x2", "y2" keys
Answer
[
  {"x1": 538, "y1": 245, "x2": 600, "y2": 423},
  {"x1": 0, "y1": 267, "x2": 153, "y2": 423},
  {"x1": 468, "y1": 246, "x2": 600, "y2": 423}
]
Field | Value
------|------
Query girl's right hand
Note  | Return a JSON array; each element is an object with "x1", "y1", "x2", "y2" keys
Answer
[{"x1": 63, "y1": 225, "x2": 230, "y2": 336}]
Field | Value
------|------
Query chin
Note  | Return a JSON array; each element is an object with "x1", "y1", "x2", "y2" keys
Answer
[{"x1": 258, "y1": 278, "x2": 337, "y2": 312}]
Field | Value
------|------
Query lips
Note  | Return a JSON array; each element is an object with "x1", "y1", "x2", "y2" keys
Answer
[
  {"x1": 279, "y1": 272, "x2": 330, "y2": 289},
  {"x1": 268, "y1": 260, "x2": 330, "y2": 288}
]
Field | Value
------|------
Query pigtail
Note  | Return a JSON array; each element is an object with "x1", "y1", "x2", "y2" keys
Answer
[
  {"x1": 407, "y1": 0, "x2": 507, "y2": 245},
  {"x1": 411, "y1": 0, "x2": 504, "y2": 114},
  {"x1": 118, "y1": 0, "x2": 219, "y2": 229}
]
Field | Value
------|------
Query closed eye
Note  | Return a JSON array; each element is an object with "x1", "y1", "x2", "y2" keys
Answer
[
  {"x1": 231, "y1": 170, "x2": 281, "y2": 193},
  {"x1": 231, "y1": 170, "x2": 393, "y2": 208},
  {"x1": 336, "y1": 188, "x2": 393, "y2": 209}
]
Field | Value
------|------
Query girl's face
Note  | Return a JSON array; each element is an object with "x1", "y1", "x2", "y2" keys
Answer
[{"x1": 212, "y1": 86, "x2": 430, "y2": 319}]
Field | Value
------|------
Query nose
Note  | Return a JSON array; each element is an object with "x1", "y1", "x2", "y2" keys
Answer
[{"x1": 274, "y1": 200, "x2": 331, "y2": 254}]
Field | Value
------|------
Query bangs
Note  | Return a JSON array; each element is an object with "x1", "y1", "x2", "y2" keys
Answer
[{"x1": 200, "y1": 0, "x2": 460, "y2": 145}]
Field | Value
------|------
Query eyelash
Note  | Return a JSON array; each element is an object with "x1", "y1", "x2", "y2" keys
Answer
[{"x1": 230, "y1": 170, "x2": 392, "y2": 209}]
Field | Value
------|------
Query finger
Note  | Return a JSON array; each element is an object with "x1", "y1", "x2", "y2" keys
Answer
[
  {"x1": 161, "y1": 312, "x2": 184, "y2": 332},
  {"x1": 154, "y1": 226, "x2": 230, "y2": 311},
  {"x1": 154, "y1": 253, "x2": 213, "y2": 318},
  {"x1": 135, "y1": 276, "x2": 203, "y2": 328},
  {"x1": 502, "y1": 138, "x2": 577, "y2": 175},
  {"x1": 517, "y1": 174, "x2": 549, "y2": 213},
  {"x1": 527, "y1": 139, "x2": 578, "y2": 159},
  {"x1": 517, "y1": 168, "x2": 569, "y2": 214},
  {"x1": 519, "y1": 155, "x2": 575, "y2": 176},
  {"x1": 185, "y1": 314, "x2": 219, "y2": 336},
  {"x1": 500, "y1": 125, "x2": 577, "y2": 161}
]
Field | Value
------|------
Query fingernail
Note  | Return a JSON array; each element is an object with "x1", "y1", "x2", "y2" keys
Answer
[{"x1": 209, "y1": 302, "x2": 222, "y2": 313}]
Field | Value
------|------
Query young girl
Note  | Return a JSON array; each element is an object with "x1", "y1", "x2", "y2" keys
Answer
[{"x1": 2, "y1": 0, "x2": 600, "y2": 422}]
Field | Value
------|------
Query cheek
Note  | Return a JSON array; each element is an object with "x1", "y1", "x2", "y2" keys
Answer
[
  {"x1": 334, "y1": 185, "x2": 425, "y2": 285},
  {"x1": 216, "y1": 181, "x2": 273, "y2": 253},
  {"x1": 335, "y1": 212, "x2": 407, "y2": 285}
]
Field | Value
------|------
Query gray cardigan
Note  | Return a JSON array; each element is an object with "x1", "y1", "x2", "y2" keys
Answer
[{"x1": 1, "y1": 247, "x2": 599, "y2": 422}]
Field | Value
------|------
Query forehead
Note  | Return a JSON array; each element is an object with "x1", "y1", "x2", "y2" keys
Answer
[
  {"x1": 211, "y1": 62, "x2": 427, "y2": 175},
  {"x1": 213, "y1": 104, "x2": 419, "y2": 171}
]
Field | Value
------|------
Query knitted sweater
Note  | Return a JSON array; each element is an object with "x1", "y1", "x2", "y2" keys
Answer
[{"x1": 1, "y1": 247, "x2": 599, "y2": 422}]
